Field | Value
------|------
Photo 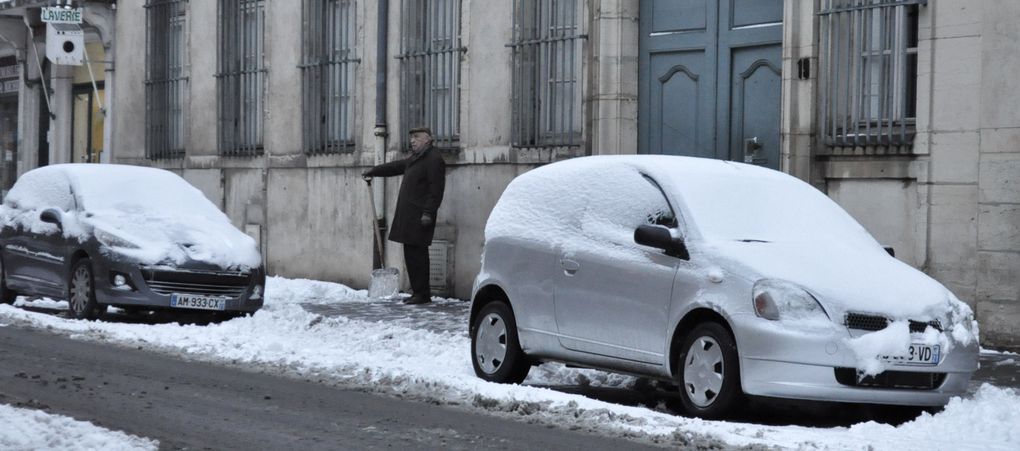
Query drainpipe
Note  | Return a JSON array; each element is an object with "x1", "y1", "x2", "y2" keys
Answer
[{"x1": 372, "y1": 0, "x2": 389, "y2": 268}]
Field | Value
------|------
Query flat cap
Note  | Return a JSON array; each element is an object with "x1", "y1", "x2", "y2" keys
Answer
[{"x1": 408, "y1": 126, "x2": 433, "y2": 136}]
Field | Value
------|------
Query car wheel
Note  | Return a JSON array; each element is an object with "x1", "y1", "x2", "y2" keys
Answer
[
  {"x1": 0, "y1": 258, "x2": 16, "y2": 304},
  {"x1": 676, "y1": 322, "x2": 743, "y2": 419},
  {"x1": 471, "y1": 301, "x2": 530, "y2": 384},
  {"x1": 68, "y1": 258, "x2": 101, "y2": 320}
]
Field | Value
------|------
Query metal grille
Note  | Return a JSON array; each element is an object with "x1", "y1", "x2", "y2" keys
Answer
[
  {"x1": 397, "y1": 0, "x2": 464, "y2": 150},
  {"x1": 845, "y1": 312, "x2": 942, "y2": 333},
  {"x1": 217, "y1": 0, "x2": 266, "y2": 156},
  {"x1": 834, "y1": 368, "x2": 946, "y2": 390},
  {"x1": 141, "y1": 268, "x2": 251, "y2": 298},
  {"x1": 510, "y1": 0, "x2": 584, "y2": 148},
  {"x1": 428, "y1": 239, "x2": 449, "y2": 294},
  {"x1": 145, "y1": 0, "x2": 188, "y2": 160},
  {"x1": 147, "y1": 281, "x2": 247, "y2": 297},
  {"x1": 818, "y1": 0, "x2": 923, "y2": 149},
  {"x1": 301, "y1": 0, "x2": 359, "y2": 155}
]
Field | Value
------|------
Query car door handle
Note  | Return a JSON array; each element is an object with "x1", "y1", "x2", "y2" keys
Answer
[{"x1": 560, "y1": 258, "x2": 580, "y2": 275}]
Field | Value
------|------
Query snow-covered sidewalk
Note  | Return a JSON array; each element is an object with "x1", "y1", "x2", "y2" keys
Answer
[
  {"x1": 0, "y1": 276, "x2": 1017, "y2": 450},
  {"x1": 0, "y1": 403, "x2": 157, "y2": 450}
]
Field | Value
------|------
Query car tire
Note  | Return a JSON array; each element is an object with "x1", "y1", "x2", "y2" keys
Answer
[
  {"x1": 67, "y1": 258, "x2": 101, "y2": 320},
  {"x1": 0, "y1": 258, "x2": 17, "y2": 304},
  {"x1": 471, "y1": 301, "x2": 530, "y2": 384},
  {"x1": 675, "y1": 322, "x2": 743, "y2": 419}
]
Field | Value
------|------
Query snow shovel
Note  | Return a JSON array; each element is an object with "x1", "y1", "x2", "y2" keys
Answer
[{"x1": 365, "y1": 178, "x2": 400, "y2": 300}]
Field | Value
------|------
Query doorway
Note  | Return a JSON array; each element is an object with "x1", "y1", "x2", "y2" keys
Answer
[
  {"x1": 70, "y1": 41, "x2": 106, "y2": 164},
  {"x1": 638, "y1": 0, "x2": 783, "y2": 169},
  {"x1": 71, "y1": 83, "x2": 104, "y2": 163}
]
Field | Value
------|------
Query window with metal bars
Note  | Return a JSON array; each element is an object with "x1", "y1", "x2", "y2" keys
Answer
[
  {"x1": 818, "y1": 0, "x2": 922, "y2": 149},
  {"x1": 301, "y1": 0, "x2": 358, "y2": 155},
  {"x1": 217, "y1": 0, "x2": 266, "y2": 156},
  {"x1": 145, "y1": 0, "x2": 187, "y2": 160},
  {"x1": 397, "y1": 0, "x2": 464, "y2": 150},
  {"x1": 510, "y1": 0, "x2": 583, "y2": 148}
]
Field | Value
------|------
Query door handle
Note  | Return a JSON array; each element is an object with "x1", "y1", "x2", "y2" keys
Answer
[
  {"x1": 743, "y1": 137, "x2": 762, "y2": 163},
  {"x1": 560, "y1": 258, "x2": 580, "y2": 275}
]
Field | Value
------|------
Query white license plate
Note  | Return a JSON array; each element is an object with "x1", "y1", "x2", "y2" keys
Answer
[
  {"x1": 170, "y1": 294, "x2": 226, "y2": 311},
  {"x1": 881, "y1": 344, "x2": 941, "y2": 366}
]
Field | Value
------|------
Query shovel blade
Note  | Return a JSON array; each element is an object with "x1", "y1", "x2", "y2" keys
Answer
[{"x1": 368, "y1": 267, "x2": 400, "y2": 299}]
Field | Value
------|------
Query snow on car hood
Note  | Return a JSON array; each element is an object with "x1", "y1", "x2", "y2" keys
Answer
[
  {"x1": 87, "y1": 213, "x2": 261, "y2": 270},
  {"x1": 704, "y1": 239, "x2": 959, "y2": 322}
]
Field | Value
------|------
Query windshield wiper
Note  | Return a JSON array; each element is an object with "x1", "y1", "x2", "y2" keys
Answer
[{"x1": 736, "y1": 239, "x2": 770, "y2": 243}]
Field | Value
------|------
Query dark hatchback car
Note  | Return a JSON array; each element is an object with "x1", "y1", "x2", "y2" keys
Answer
[{"x1": 0, "y1": 164, "x2": 265, "y2": 319}]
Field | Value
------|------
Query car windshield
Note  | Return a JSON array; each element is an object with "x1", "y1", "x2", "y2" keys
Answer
[
  {"x1": 66, "y1": 165, "x2": 226, "y2": 220},
  {"x1": 654, "y1": 163, "x2": 882, "y2": 249}
]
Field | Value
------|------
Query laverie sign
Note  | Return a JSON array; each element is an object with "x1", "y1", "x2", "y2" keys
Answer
[{"x1": 40, "y1": 7, "x2": 83, "y2": 24}]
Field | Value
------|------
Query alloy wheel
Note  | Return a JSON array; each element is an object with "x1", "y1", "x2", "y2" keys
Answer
[
  {"x1": 683, "y1": 336, "x2": 725, "y2": 407},
  {"x1": 475, "y1": 312, "x2": 508, "y2": 374},
  {"x1": 70, "y1": 265, "x2": 92, "y2": 315}
]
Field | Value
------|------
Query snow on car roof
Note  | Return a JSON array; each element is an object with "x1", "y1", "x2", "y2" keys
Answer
[
  {"x1": 48, "y1": 164, "x2": 226, "y2": 218},
  {"x1": 485, "y1": 156, "x2": 677, "y2": 263},
  {"x1": 487, "y1": 155, "x2": 880, "y2": 248}
]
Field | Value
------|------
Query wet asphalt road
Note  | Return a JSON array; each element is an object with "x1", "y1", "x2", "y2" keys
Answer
[{"x1": 0, "y1": 324, "x2": 667, "y2": 451}]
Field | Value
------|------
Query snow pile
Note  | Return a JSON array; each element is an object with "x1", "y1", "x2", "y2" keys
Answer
[
  {"x1": 0, "y1": 403, "x2": 157, "y2": 451},
  {"x1": 14, "y1": 298, "x2": 69, "y2": 310},
  {"x1": 850, "y1": 384, "x2": 1020, "y2": 449},
  {"x1": 0, "y1": 276, "x2": 1016, "y2": 450}
]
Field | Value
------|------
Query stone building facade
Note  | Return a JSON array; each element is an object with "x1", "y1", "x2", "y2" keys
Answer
[{"x1": 0, "y1": 0, "x2": 1017, "y2": 349}]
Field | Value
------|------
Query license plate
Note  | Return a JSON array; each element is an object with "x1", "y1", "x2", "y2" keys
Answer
[
  {"x1": 881, "y1": 344, "x2": 941, "y2": 366},
  {"x1": 170, "y1": 294, "x2": 226, "y2": 311}
]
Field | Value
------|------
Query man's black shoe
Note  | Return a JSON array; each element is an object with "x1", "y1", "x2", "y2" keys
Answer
[{"x1": 402, "y1": 295, "x2": 431, "y2": 305}]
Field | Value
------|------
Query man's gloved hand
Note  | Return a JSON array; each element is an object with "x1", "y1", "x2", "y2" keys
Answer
[
  {"x1": 362, "y1": 171, "x2": 372, "y2": 182},
  {"x1": 420, "y1": 212, "x2": 434, "y2": 227}
]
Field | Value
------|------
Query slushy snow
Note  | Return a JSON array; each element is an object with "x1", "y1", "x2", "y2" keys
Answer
[
  {"x1": 0, "y1": 276, "x2": 1015, "y2": 450},
  {"x1": 0, "y1": 403, "x2": 157, "y2": 451}
]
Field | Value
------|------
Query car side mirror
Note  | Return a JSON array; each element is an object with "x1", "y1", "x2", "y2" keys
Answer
[
  {"x1": 634, "y1": 224, "x2": 689, "y2": 260},
  {"x1": 883, "y1": 246, "x2": 895, "y2": 257},
  {"x1": 40, "y1": 208, "x2": 63, "y2": 229}
]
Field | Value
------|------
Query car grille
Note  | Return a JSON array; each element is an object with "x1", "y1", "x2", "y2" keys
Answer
[
  {"x1": 834, "y1": 368, "x2": 947, "y2": 390},
  {"x1": 844, "y1": 312, "x2": 942, "y2": 333},
  {"x1": 141, "y1": 268, "x2": 250, "y2": 298}
]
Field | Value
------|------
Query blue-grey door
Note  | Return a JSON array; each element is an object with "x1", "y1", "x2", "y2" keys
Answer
[{"x1": 639, "y1": 0, "x2": 783, "y2": 169}]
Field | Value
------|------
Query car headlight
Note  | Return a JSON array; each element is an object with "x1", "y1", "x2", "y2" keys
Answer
[
  {"x1": 95, "y1": 229, "x2": 140, "y2": 250},
  {"x1": 752, "y1": 279, "x2": 829, "y2": 321}
]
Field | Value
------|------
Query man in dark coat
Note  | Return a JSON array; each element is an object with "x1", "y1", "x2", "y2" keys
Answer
[{"x1": 362, "y1": 127, "x2": 446, "y2": 305}]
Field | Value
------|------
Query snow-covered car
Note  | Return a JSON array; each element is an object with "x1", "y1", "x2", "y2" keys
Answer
[
  {"x1": 470, "y1": 155, "x2": 979, "y2": 418},
  {"x1": 0, "y1": 164, "x2": 265, "y2": 320}
]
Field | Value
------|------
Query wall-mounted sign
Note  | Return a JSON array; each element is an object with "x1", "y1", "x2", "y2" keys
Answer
[{"x1": 40, "y1": 7, "x2": 83, "y2": 24}]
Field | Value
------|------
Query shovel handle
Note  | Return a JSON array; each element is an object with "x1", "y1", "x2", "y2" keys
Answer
[{"x1": 367, "y1": 181, "x2": 386, "y2": 265}]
